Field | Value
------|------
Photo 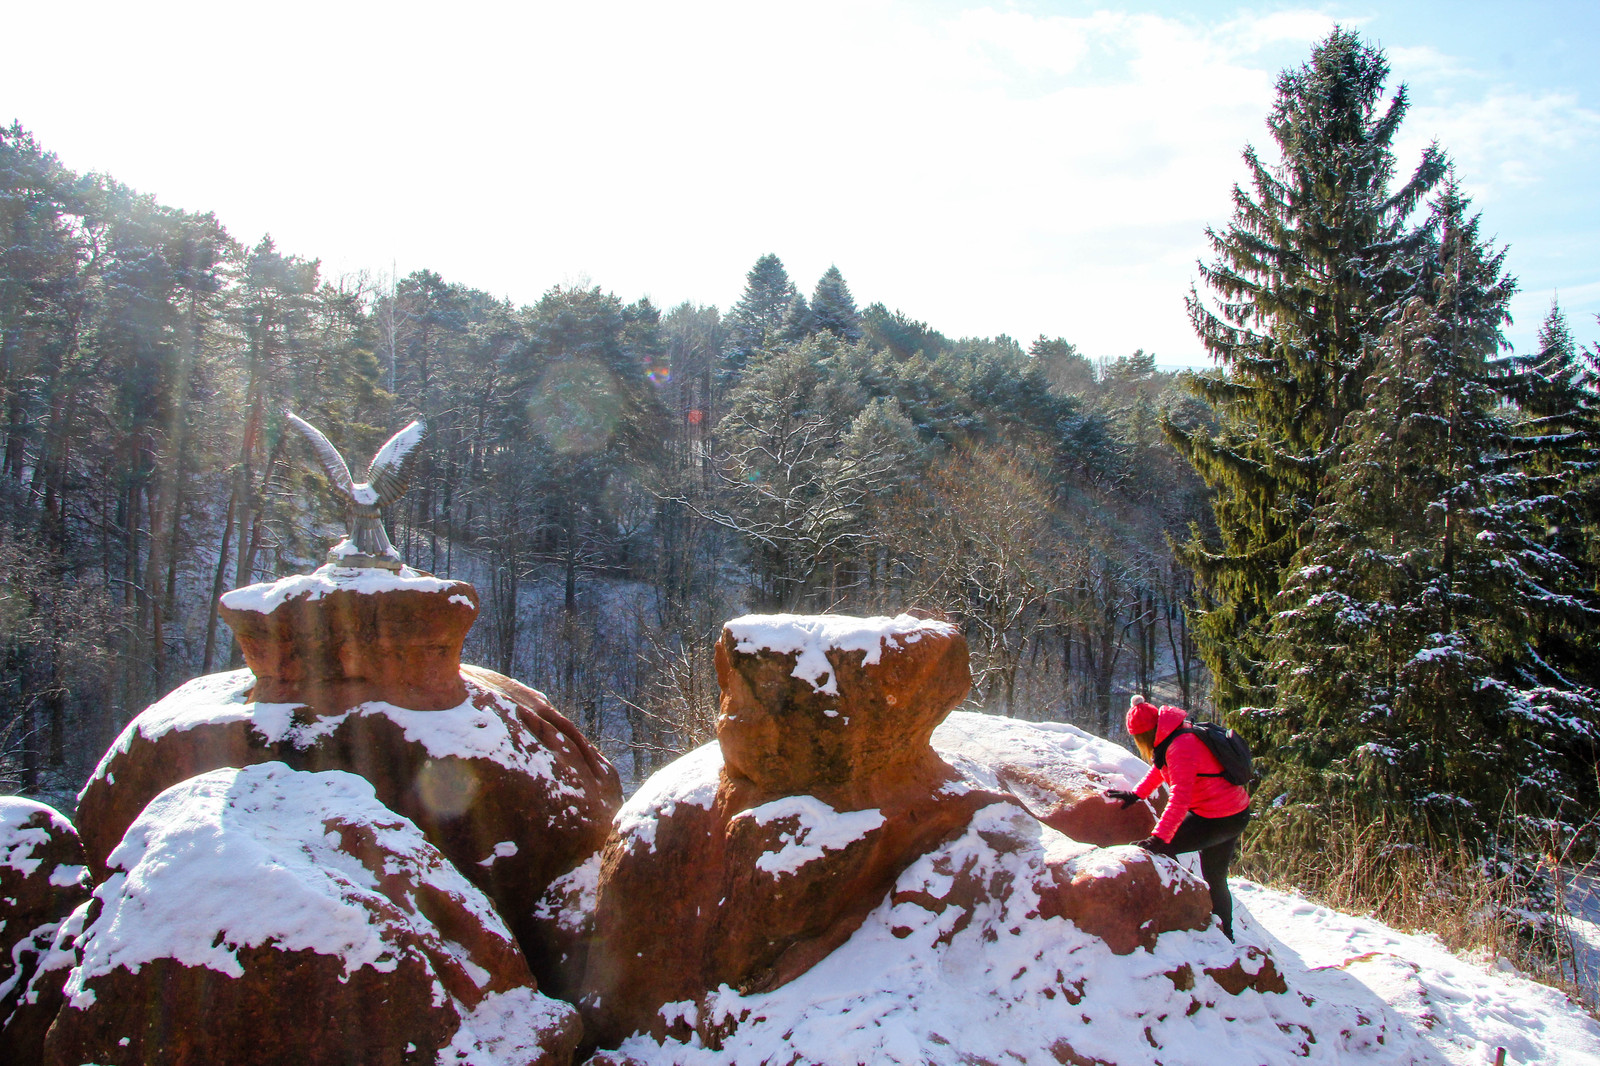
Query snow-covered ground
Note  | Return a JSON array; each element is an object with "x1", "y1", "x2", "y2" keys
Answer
[
  {"x1": 1565, "y1": 863, "x2": 1600, "y2": 1012},
  {"x1": 1236, "y1": 879, "x2": 1600, "y2": 1066}
]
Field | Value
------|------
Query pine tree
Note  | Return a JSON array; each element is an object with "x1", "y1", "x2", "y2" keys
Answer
[
  {"x1": 810, "y1": 265, "x2": 862, "y2": 342},
  {"x1": 861, "y1": 304, "x2": 949, "y2": 360},
  {"x1": 1030, "y1": 335, "x2": 1094, "y2": 395},
  {"x1": 1266, "y1": 185, "x2": 1600, "y2": 841},
  {"x1": 1167, "y1": 28, "x2": 1447, "y2": 712}
]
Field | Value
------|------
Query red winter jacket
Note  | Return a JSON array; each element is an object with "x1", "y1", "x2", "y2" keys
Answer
[{"x1": 1134, "y1": 705, "x2": 1251, "y2": 842}]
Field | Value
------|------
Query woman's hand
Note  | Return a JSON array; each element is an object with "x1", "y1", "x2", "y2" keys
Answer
[{"x1": 1105, "y1": 789, "x2": 1141, "y2": 809}]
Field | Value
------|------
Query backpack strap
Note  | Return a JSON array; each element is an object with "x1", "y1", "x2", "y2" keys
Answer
[
  {"x1": 1152, "y1": 727, "x2": 1184, "y2": 769},
  {"x1": 1154, "y1": 725, "x2": 1229, "y2": 777}
]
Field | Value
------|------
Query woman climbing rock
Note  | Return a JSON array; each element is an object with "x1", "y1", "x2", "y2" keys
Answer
[{"x1": 1105, "y1": 695, "x2": 1252, "y2": 941}]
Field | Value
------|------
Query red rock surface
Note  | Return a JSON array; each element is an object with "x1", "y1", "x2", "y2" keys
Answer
[
  {"x1": 46, "y1": 764, "x2": 580, "y2": 1066},
  {"x1": 714, "y1": 614, "x2": 973, "y2": 799},
  {"x1": 74, "y1": 567, "x2": 621, "y2": 993},
  {"x1": 8, "y1": 900, "x2": 87, "y2": 1064},
  {"x1": 218, "y1": 566, "x2": 478, "y2": 715},
  {"x1": 1036, "y1": 845, "x2": 1213, "y2": 954},
  {"x1": 0, "y1": 799, "x2": 90, "y2": 1063},
  {"x1": 577, "y1": 615, "x2": 1004, "y2": 1049}
]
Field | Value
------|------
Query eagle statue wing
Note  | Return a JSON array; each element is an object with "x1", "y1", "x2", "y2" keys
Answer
[
  {"x1": 284, "y1": 410, "x2": 355, "y2": 497},
  {"x1": 366, "y1": 419, "x2": 427, "y2": 507}
]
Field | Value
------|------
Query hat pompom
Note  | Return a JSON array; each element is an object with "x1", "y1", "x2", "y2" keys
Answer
[{"x1": 1125, "y1": 696, "x2": 1159, "y2": 736}]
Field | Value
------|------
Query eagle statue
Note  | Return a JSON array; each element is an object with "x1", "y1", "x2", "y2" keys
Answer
[{"x1": 284, "y1": 411, "x2": 427, "y2": 570}]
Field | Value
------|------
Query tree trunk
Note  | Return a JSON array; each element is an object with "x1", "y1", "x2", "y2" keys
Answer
[{"x1": 201, "y1": 488, "x2": 238, "y2": 674}]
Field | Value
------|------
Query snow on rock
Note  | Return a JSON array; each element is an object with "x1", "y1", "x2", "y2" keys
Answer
[
  {"x1": 84, "y1": 668, "x2": 275, "y2": 784},
  {"x1": 533, "y1": 853, "x2": 602, "y2": 936},
  {"x1": 218, "y1": 563, "x2": 462, "y2": 615},
  {"x1": 934, "y1": 709, "x2": 1149, "y2": 786},
  {"x1": 725, "y1": 613, "x2": 959, "y2": 695},
  {"x1": 80, "y1": 556, "x2": 620, "y2": 1003},
  {"x1": 0, "y1": 795, "x2": 77, "y2": 878},
  {"x1": 580, "y1": 743, "x2": 996, "y2": 1048},
  {"x1": 597, "y1": 804, "x2": 1365, "y2": 1066},
  {"x1": 581, "y1": 617, "x2": 994, "y2": 1049},
  {"x1": 0, "y1": 796, "x2": 90, "y2": 1059},
  {"x1": 47, "y1": 763, "x2": 580, "y2": 1066},
  {"x1": 737, "y1": 796, "x2": 887, "y2": 877},
  {"x1": 614, "y1": 741, "x2": 725, "y2": 855},
  {"x1": 933, "y1": 710, "x2": 1158, "y2": 847},
  {"x1": 440, "y1": 986, "x2": 583, "y2": 1065}
]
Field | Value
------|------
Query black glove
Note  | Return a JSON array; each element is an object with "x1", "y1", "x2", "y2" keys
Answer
[
  {"x1": 1134, "y1": 835, "x2": 1177, "y2": 856},
  {"x1": 1105, "y1": 789, "x2": 1141, "y2": 809}
]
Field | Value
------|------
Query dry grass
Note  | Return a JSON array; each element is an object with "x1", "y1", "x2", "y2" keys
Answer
[{"x1": 1236, "y1": 799, "x2": 1597, "y2": 1013}]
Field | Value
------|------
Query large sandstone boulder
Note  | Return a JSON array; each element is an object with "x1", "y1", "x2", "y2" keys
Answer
[
  {"x1": 577, "y1": 614, "x2": 1007, "y2": 1048},
  {"x1": 0, "y1": 798, "x2": 90, "y2": 1062},
  {"x1": 74, "y1": 566, "x2": 621, "y2": 988},
  {"x1": 932, "y1": 711, "x2": 1158, "y2": 846},
  {"x1": 573, "y1": 615, "x2": 1288, "y2": 1060},
  {"x1": 46, "y1": 763, "x2": 580, "y2": 1066},
  {"x1": 586, "y1": 802, "x2": 1309, "y2": 1066}
]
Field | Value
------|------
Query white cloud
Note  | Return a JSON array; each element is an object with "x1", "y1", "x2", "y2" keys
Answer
[{"x1": 1402, "y1": 90, "x2": 1600, "y2": 200}]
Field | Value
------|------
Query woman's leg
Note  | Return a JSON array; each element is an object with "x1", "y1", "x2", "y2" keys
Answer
[
  {"x1": 1199, "y1": 834, "x2": 1240, "y2": 940},
  {"x1": 1158, "y1": 810, "x2": 1250, "y2": 940}
]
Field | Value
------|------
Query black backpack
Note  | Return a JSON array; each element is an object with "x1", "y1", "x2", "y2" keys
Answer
[{"x1": 1153, "y1": 722, "x2": 1256, "y2": 788}]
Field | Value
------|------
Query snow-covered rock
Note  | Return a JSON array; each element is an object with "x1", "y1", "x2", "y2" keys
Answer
[
  {"x1": 219, "y1": 563, "x2": 481, "y2": 715},
  {"x1": 74, "y1": 664, "x2": 621, "y2": 994},
  {"x1": 573, "y1": 615, "x2": 997, "y2": 1048},
  {"x1": 933, "y1": 710, "x2": 1159, "y2": 846},
  {"x1": 576, "y1": 621, "x2": 1233, "y2": 1055},
  {"x1": 76, "y1": 563, "x2": 621, "y2": 995},
  {"x1": 715, "y1": 611, "x2": 972, "y2": 797},
  {"x1": 591, "y1": 804, "x2": 1322, "y2": 1066},
  {"x1": 0, "y1": 797, "x2": 89, "y2": 1061},
  {"x1": 46, "y1": 763, "x2": 580, "y2": 1066}
]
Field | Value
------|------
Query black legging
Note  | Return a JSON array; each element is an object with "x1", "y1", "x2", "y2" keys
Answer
[{"x1": 1147, "y1": 808, "x2": 1250, "y2": 940}]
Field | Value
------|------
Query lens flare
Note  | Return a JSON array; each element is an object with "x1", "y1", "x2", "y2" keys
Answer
[
  {"x1": 528, "y1": 357, "x2": 624, "y2": 454},
  {"x1": 415, "y1": 758, "x2": 479, "y2": 819}
]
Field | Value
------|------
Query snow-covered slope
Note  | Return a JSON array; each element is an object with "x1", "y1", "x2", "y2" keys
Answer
[{"x1": 1237, "y1": 879, "x2": 1600, "y2": 1065}]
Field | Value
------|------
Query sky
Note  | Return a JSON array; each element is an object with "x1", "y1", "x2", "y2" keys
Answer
[{"x1": 3, "y1": 1, "x2": 1596, "y2": 365}]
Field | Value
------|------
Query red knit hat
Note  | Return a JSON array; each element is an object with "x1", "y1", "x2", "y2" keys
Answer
[{"x1": 1126, "y1": 695, "x2": 1159, "y2": 735}]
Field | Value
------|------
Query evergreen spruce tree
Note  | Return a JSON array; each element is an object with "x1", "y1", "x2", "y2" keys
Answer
[
  {"x1": 781, "y1": 292, "x2": 818, "y2": 342},
  {"x1": 1167, "y1": 28, "x2": 1446, "y2": 713},
  {"x1": 1503, "y1": 300, "x2": 1600, "y2": 645},
  {"x1": 810, "y1": 265, "x2": 863, "y2": 342},
  {"x1": 1266, "y1": 184, "x2": 1600, "y2": 843},
  {"x1": 723, "y1": 254, "x2": 798, "y2": 382}
]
